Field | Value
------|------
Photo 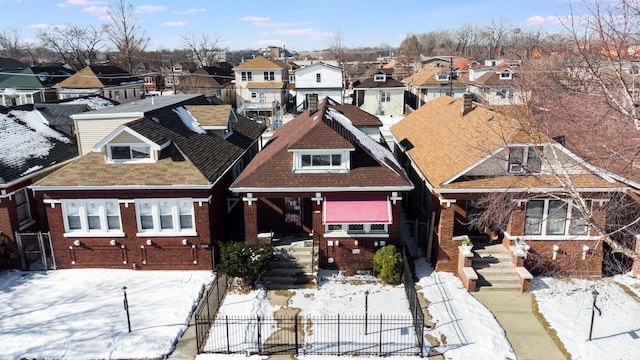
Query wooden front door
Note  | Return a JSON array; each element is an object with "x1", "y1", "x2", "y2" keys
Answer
[{"x1": 284, "y1": 197, "x2": 303, "y2": 233}]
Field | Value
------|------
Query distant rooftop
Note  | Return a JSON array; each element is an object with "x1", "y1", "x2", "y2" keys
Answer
[{"x1": 71, "y1": 94, "x2": 203, "y2": 117}]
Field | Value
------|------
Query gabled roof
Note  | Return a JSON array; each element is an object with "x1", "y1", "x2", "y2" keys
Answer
[
  {"x1": 34, "y1": 104, "x2": 265, "y2": 187},
  {"x1": 54, "y1": 65, "x2": 143, "y2": 89},
  {"x1": 230, "y1": 98, "x2": 412, "y2": 192},
  {"x1": 0, "y1": 104, "x2": 78, "y2": 185},
  {"x1": 402, "y1": 66, "x2": 466, "y2": 87},
  {"x1": 353, "y1": 74, "x2": 405, "y2": 89},
  {"x1": 184, "y1": 104, "x2": 233, "y2": 127},
  {"x1": 465, "y1": 63, "x2": 519, "y2": 86},
  {"x1": 35, "y1": 103, "x2": 88, "y2": 126},
  {"x1": 233, "y1": 56, "x2": 287, "y2": 70},
  {"x1": 294, "y1": 62, "x2": 343, "y2": 75},
  {"x1": 391, "y1": 96, "x2": 621, "y2": 192},
  {"x1": 327, "y1": 102, "x2": 382, "y2": 127}
]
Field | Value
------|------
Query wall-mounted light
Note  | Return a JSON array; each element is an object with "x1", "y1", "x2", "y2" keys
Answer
[
  {"x1": 110, "y1": 239, "x2": 117, "y2": 246},
  {"x1": 182, "y1": 239, "x2": 188, "y2": 246},
  {"x1": 73, "y1": 240, "x2": 81, "y2": 247},
  {"x1": 328, "y1": 257, "x2": 334, "y2": 264},
  {"x1": 582, "y1": 245, "x2": 590, "y2": 260},
  {"x1": 374, "y1": 241, "x2": 379, "y2": 247},
  {"x1": 146, "y1": 239, "x2": 153, "y2": 246},
  {"x1": 354, "y1": 240, "x2": 359, "y2": 247},
  {"x1": 552, "y1": 244, "x2": 560, "y2": 260},
  {"x1": 335, "y1": 241, "x2": 340, "y2": 247}
]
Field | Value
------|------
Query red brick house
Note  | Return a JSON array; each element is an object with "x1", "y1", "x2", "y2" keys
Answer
[
  {"x1": 230, "y1": 97, "x2": 413, "y2": 272},
  {"x1": 391, "y1": 95, "x2": 626, "y2": 280},
  {"x1": 31, "y1": 102, "x2": 265, "y2": 270}
]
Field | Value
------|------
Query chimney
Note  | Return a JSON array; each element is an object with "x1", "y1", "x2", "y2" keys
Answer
[
  {"x1": 308, "y1": 93, "x2": 319, "y2": 114},
  {"x1": 461, "y1": 92, "x2": 473, "y2": 116}
]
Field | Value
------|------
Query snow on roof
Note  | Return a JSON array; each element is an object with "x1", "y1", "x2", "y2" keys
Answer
[
  {"x1": 0, "y1": 110, "x2": 71, "y2": 168},
  {"x1": 173, "y1": 106, "x2": 206, "y2": 134},
  {"x1": 326, "y1": 108, "x2": 402, "y2": 175},
  {"x1": 65, "y1": 96, "x2": 115, "y2": 110}
]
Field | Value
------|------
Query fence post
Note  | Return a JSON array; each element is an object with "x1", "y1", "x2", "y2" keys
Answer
[
  {"x1": 379, "y1": 314, "x2": 383, "y2": 355},
  {"x1": 337, "y1": 314, "x2": 340, "y2": 355},
  {"x1": 225, "y1": 315, "x2": 230, "y2": 354},
  {"x1": 257, "y1": 316, "x2": 262, "y2": 354},
  {"x1": 294, "y1": 316, "x2": 299, "y2": 356},
  {"x1": 195, "y1": 315, "x2": 201, "y2": 352}
]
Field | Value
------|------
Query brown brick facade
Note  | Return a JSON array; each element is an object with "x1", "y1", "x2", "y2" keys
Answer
[{"x1": 435, "y1": 204, "x2": 456, "y2": 272}]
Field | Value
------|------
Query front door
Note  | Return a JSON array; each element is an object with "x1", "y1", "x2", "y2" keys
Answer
[{"x1": 284, "y1": 197, "x2": 303, "y2": 233}]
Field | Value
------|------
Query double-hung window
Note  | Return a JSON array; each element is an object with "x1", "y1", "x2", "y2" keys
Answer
[
  {"x1": 62, "y1": 200, "x2": 122, "y2": 235},
  {"x1": 264, "y1": 71, "x2": 275, "y2": 81},
  {"x1": 508, "y1": 146, "x2": 542, "y2": 174},
  {"x1": 135, "y1": 199, "x2": 195, "y2": 235},
  {"x1": 241, "y1": 71, "x2": 252, "y2": 81},
  {"x1": 524, "y1": 199, "x2": 592, "y2": 236},
  {"x1": 316, "y1": 73, "x2": 321, "y2": 83},
  {"x1": 381, "y1": 92, "x2": 391, "y2": 102}
]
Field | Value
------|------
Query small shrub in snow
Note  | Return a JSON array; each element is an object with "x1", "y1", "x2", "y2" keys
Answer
[
  {"x1": 373, "y1": 245, "x2": 403, "y2": 284},
  {"x1": 220, "y1": 242, "x2": 273, "y2": 287}
]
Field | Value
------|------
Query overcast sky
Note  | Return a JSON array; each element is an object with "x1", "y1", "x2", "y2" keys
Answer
[{"x1": 2, "y1": 0, "x2": 588, "y2": 52}]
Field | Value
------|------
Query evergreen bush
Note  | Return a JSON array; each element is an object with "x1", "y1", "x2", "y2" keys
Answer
[{"x1": 372, "y1": 244, "x2": 403, "y2": 284}]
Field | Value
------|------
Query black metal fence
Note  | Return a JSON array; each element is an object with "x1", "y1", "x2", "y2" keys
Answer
[
  {"x1": 403, "y1": 243, "x2": 425, "y2": 357},
  {"x1": 194, "y1": 265, "x2": 229, "y2": 352},
  {"x1": 202, "y1": 314, "x2": 422, "y2": 356}
]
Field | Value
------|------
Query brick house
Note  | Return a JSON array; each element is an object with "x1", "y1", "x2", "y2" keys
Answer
[
  {"x1": 31, "y1": 101, "x2": 265, "y2": 270},
  {"x1": 230, "y1": 97, "x2": 413, "y2": 272},
  {"x1": 391, "y1": 95, "x2": 626, "y2": 279}
]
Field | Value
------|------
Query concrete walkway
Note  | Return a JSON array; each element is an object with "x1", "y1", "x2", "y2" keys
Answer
[
  {"x1": 473, "y1": 291, "x2": 567, "y2": 360},
  {"x1": 167, "y1": 283, "x2": 213, "y2": 360}
]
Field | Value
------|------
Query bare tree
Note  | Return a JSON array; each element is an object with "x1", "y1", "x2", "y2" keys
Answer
[
  {"x1": 397, "y1": 34, "x2": 422, "y2": 69},
  {"x1": 0, "y1": 27, "x2": 25, "y2": 59},
  {"x1": 181, "y1": 32, "x2": 226, "y2": 67},
  {"x1": 103, "y1": 0, "x2": 149, "y2": 72},
  {"x1": 37, "y1": 24, "x2": 103, "y2": 71},
  {"x1": 480, "y1": 19, "x2": 511, "y2": 58},
  {"x1": 327, "y1": 30, "x2": 346, "y2": 68}
]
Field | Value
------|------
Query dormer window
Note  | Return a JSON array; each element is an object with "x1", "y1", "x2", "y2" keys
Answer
[
  {"x1": 499, "y1": 70, "x2": 513, "y2": 79},
  {"x1": 108, "y1": 144, "x2": 151, "y2": 162},
  {"x1": 436, "y1": 73, "x2": 450, "y2": 81},
  {"x1": 293, "y1": 150, "x2": 350, "y2": 172},
  {"x1": 374, "y1": 74, "x2": 386, "y2": 82}
]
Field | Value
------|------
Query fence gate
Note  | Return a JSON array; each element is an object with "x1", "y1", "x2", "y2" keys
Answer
[{"x1": 15, "y1": 231, "x2": 56, "y2": 271}]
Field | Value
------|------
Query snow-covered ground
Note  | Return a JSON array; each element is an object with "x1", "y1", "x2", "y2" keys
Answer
[
  {"x1": 0, "y1": 269, "x2": 214, "y2": 359},
  {"x1": 532, "y1": 274, "x2": 640, "y2": 360},
  {"x1": 1, "y1": 262, "x2": 639, "y2": 360}
]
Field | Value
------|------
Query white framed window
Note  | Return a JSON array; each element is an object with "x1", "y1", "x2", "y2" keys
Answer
[
  {"x1": 374, "y1": 74, "x2": 386, "y2": 82},
  {"x1": 325, "y1": 223, "x2": 388, "y2": 235},
  {"x1": 135, "y1": 199, "x2": 195, "y2": 235},
  {"x1": 241, "y1": 71, "x2": 252, "y2": 81},
  {"x1": 499, "y1": 71, "x2": 513, "y2": 79},
  {"x1": 62, "y1": 200, "x2": 122, "y2": 235},
  {"x1": 436, "y1": 73, "x2": 449, "y2": 81},
  {"x1": 294, "y1": 150, "x2": 350, "y2": 172},
  {"x1": 15, "y1": 188, "x2": 32, "y2": 226},
  {"x1": 508, "y1": 146, "x2": 542, "y2": 174},
  {"x1": 381, "y1": 92, "x2": 391, "y2": 102},
  {"x1": 264, "y1": 71, "x2": 275, "y2": 81},
  {"x1": 524, "y1": 199, "x2": 592, "y2": 236},
  {"x1": 107, "y1": 144, "x2": 152, "y2": 162},
  {"x1": 316, "y1": 73, "x2": 321, "y2": 83}
]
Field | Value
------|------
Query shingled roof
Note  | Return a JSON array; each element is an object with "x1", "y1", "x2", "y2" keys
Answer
[
  {"x1": 54, "y1": 65, "x2": 143, "y2": 89},
  {"x1": 0, "y1": 104, "x2": 78, "y2": 185},
  {"x1": 35, "y1": 104, "x2": 265, "y2": 187},
  {"x1": 230, "y1": 98, "x2": 412, "y2": 192}
]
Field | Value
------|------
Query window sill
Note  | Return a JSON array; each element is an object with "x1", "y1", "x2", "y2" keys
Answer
[
  {"x1": 18, "y1": 219, "x2": 36, "y2": 231},
  {"x1": 63, "y1": 232, "x2": 126, "y2": 238},
  {"x1": 518, "y1": 235, "x2": 599, "y2": 241},
  {"x1": 136, "y1": 232, "x2": 198, "y2": 237}
]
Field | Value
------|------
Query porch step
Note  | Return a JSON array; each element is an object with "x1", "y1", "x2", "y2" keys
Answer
[
  {"x1": 471, "y1": 243, "x2": 521, "y2": 292},
  {"x1": 265, "y1": 240, "x2": 318, "y2": 289}
]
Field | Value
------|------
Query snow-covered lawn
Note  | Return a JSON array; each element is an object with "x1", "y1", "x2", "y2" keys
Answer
[
  {"x1": 532, "y1": 274, "x2": 640, "y2": 360},
  {"x1": 0, "y1": 269, "x2": 214, "y2": 359}
]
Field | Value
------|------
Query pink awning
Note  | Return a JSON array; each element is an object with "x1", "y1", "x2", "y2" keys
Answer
[{"x1": 323, "y1": 196, "x2": 392, "y2": 224}]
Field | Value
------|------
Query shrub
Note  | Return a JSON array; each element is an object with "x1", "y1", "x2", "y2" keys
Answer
[
  {"x1": 373, "y1": 245, "x2": 403, "y2": 284},
  {"x1": 220, "y1": 242, "x2": 274, "y2": 287}
]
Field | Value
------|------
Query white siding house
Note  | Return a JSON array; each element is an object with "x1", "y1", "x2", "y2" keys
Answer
[
  {"x1": 233, "y1": 56, "x2": 288, "y2": 122},
  {"x1": 294, "y1": 62, "x2": 344, "y2": 110}
]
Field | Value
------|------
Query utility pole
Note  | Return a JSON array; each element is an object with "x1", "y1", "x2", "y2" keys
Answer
[{"x1": 448, "y1": 56, "x2": 454, "y2": 97}]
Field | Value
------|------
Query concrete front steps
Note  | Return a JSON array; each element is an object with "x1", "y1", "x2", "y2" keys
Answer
[
  {"x1": 472, "y1": 243, "x2": 521, "y2": 292},
  {"x1": 263, "y1": 240, "x2": 317, "y2": 290}
]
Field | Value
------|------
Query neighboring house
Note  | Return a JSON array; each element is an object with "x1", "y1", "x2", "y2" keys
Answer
[
  {"x1": 0, "y1": 57, "x2": 27, "y2": 70},
  {"x1": 391, "y1": 95, "x2": 624, "y2": 281},
  {"x1": 54, "y1": 65, "x2": 144, "y2": 103},
  {"x1": 177, "y1": 64, "x2": 235, "y2": 103},
  {"x1": 462, "y1": 60, "x2": 527, "y2": 105},
  {"x1": 31, "y1": 100, "x2": 265, "y2": 270},
  {"x1": 353, "y1": 70, "x2": 405, "y2": 116},
  {"x1": 230, "y1": 97, "x2": 413, "y2": 273},
  {"x1": 163, "y1": 62, "x2": 196, "y2": 92},
  {"x1": 233, "y1": 56, "x2": 288, "y2": 123},
  {"x1": 402, "y1": 65, "x2": 467, "y2": 110},
  {"x1": 0, "y1": 66, "x2": 76, "y2": 107},
  {"x1": 294, "y1": 62, "x2": 344, "y2": 111},
  {"x1": 0, "y1": 105, "x2": 80, "y2": 270},
  {"x1": 70, "y1": 94, "x2": 211, "y2": 156},
  {"x1": 35, "y1": 95, "x2": 118, "y2": 136}
]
